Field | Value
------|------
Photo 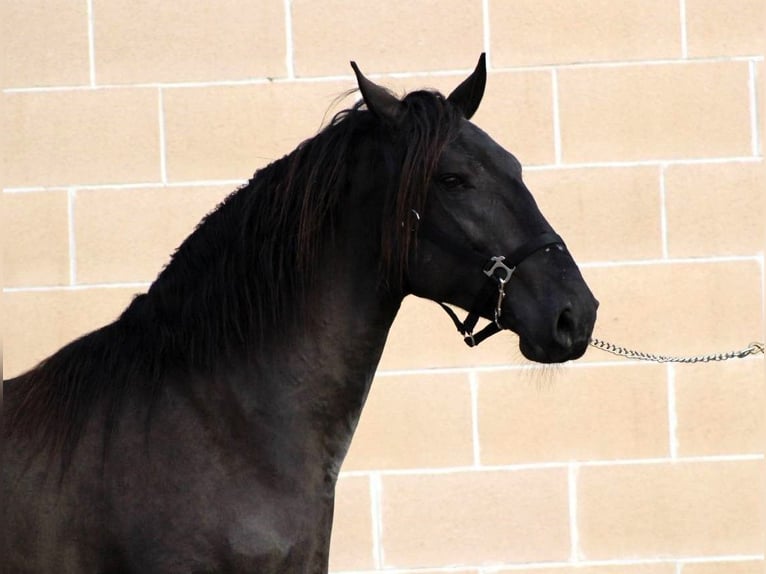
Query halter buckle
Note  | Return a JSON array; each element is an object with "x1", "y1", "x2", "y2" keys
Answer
[{"x1": 483, "y1": 256, "x2": 515, "y2": 283}]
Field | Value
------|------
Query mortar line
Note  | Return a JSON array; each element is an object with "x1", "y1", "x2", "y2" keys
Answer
[
  {"x1": 469, "y1": 371, "x2": 482, "y2": 467},
  {"x1": 67, "y1": 188, "x2": 78, "y2": 285},
  {"x1": 748, "y1": 59, "x2": 760, "y2": 156},
  {"x1": 283, "y1": 0, "x2": 295, "y2": 79},
  {"x1": 481, "y1": 0, "x2": 491, "y2": 67},
  {"x1": 375, "y1": 360, "x2": 664, "y2": 378},
  {"x1": 524, "y1": 155, "x2": 763, "y2": 171},
  {"x1": 678, "y1": 555, "x2": 765, "y2": 564},
  {"x1": 158, "y1": 88, "x2": 168, "y2": 184},
  {"x1": 86, "y1": 0, "x2": 96, "y2": 86},
  {"x1": 667, "y1": 364, "x2": 679, "y2": 459},
  {"x1": 338, "y1": 453, "x2": 764, "y2": 478},
  {"x1": 3, "y1": 179, "x2": 247, "y2": 193},
  {"x1": 330, "y1": 554, "x2": 765, "y2": 573},
  {"x1": 760, "y1": 254, "x2": 765, "y2": 334},
  {"x1": 679, "y1": 0, "x2": 688, "y2": 58},
  {"x1": 368, "y1": 473, "x2": 384, "y2": 569},
  {"x1": 581, "y1": 254, "x2": 762, "y2": 268},
  {"x1": 4, "y1": 282, "x2": 151, "y2": 293},
  {"x1": 567, "y1": 462, "x2": 580, "y2": 562},
  {"x1": 6, "y1": 55, "x2": 765, "y2": 95},
  {"x1": 551, "y1": 69, "x2": 562, "y2": 164},
  {"x1": 4, "y1": 157, "x2": 763, "y2": 195},
  {"x1": 659, "y1": 165, "x2": 670, "y2": 258}
]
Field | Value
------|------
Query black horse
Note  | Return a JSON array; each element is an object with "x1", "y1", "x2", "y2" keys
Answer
[{"x1": 2, "y1": 55, "x2": 597, "y2": 573}]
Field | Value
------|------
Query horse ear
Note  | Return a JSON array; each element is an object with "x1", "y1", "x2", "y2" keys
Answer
[
  {"x1": 447, "y1": 53, "x2": 487, "y2": 120},
  {"x1": 350, "y1": 61, "x2": 403, "y2": 122}
]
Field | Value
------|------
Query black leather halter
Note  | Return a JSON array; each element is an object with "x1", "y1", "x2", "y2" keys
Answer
[{"x1": 418, "y1": 218, "x2": 564, "y2": 347}]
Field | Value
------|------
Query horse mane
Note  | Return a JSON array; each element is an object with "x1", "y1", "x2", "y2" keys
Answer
[{"x1": 3, "y1": 88, "x2": 461, "y2": 472}]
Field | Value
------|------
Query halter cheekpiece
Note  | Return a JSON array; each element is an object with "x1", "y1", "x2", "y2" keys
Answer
[{"x1": 414, "y1": 212, "x2": 565, "y2": 347}]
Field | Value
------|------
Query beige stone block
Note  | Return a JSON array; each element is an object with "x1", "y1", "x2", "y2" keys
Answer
[
  {"x1": 524, "y1": 166, "x2": 663, "y2": 262},
  {"x1": 558, "y1": 63, "x2": 752, "y2": 162},
  {"x1": 578, "y1": 460, "x2": 765, "y2": 558},
  {"x1": 1, "y1": 0, "x2": 90, "y2": 88},
  {"x1": 163, "y1": 81, "x2": 354, "y2": 181},
  {"x1": 474, "y1": 71, "x2": 555, "y2": 166},
  {"x1": 490, "y1": 0, "x2": 681, "y2": 67},
  {"x1": 74, "y1": 186, "x2": 232, "y2": 283},
  {"x1": 380, "y1": 469, "x2": 569, "y2": 567},
  {"x1": 3, "y1": 191, "x2": 70, "y2": 287},
  {"x1": 343, "y1": 373, "x2": 473, "y2": 471},
  {"x1": 291, "y1": 0, "x2": 482, "y2": 76},
  {"x1": 477, "y1": 364, "x2": 669, "y2": 464},
  {"x1": 675, "y1": 360, "x2": 765, "y2": 456},
  {"x1": 328, "y1": 475, "x2": 374, "y2": 571},
  {"x1": 686, "y1": 0, "x2": 766, "y2": 57},
  {"x1": 664, "y1": 162, "x2": 765, "y2": 257},
  {"x1": 93, "y1": 0, "x2": 285, "y2": 84},
  {"x1": 2, "y1": 90, "x2": 160, "y2": 187},
  {"x1": 4, "y1": 288, "x2": 140, "y2": 378}
]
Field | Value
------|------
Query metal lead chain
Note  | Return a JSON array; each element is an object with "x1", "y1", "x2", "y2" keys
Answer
[{"x1": 588, "y1": 338, "x2": 765, "y2": 364}]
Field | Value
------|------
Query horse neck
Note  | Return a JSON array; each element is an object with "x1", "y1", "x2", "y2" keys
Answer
[{"x1": 197, "y1": 215, "x2": 401, "y2": 489}]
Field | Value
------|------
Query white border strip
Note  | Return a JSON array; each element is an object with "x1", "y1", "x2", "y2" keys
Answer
[
  {"x1": 659, "y1": 165, "x2": 670, "y2": 259},
  {"x1": 567, "y1": 463, "x2": 581, "y2": 562},
  {"x1": 369, "y1": 473, "x2": 384, "y2": 568},
  {"x1": 667, "y1": 364, "x2": 679, "y2": 458},
  {"x1": 339, "y1": 453, "x2": 764, "y2": 478},
  {"x1": 481, "y1": 0, "x2": 491, "y2": 66},
  {"x1": 332, "y1": 554, "x2": 765, "y2": 574},
  {"x1": 3, "y1": 156, "x2": 761, "y2": 194},
  {"x1": 283, "y1": 0, "x2": 295, "y2": 79},
  {"x1": 679, "y1": 0, "x2": 688, "y2": 59},
  {"x1": 86, "y1": 0, "x2": 96, "y2": 86},
  {"x1": 158, "y1": 88, "x2": 168, "y2": 183},
  {"x1": 748, "y1": 60, "x2": 760, "y2": 155},
  {"x1": 551, "y1": 69, "x2": 562, "y2": 164},
  {"x1": 4, "y1": 55, "x2": 763, "y2": 94},
  {"x1": 469, "y1": 371, "x2": 482, "y2": 467},
  {"x1": 67, "y1": 188, "x2": 78, "y2": 285}
]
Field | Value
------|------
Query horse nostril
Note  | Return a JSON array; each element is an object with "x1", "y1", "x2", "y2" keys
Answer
[{"x1": 554, "y1": 307, "x2": 576, "y2": 348}]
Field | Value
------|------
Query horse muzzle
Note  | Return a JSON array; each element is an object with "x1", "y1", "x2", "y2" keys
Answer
[{"x1": 510, "y1": 290, "x2": 599, "y2": 364}]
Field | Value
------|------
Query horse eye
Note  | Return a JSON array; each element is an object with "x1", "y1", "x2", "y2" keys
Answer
[{"x1": 439, "y1": 174, "x2": 464, "y2": 188}]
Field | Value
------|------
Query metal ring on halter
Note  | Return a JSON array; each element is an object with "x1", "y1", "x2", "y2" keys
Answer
[{"x1": 402, "y1": 209, "x2": 421, "y2": 231}]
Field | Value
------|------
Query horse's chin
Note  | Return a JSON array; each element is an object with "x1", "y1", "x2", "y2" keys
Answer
[{"x1": 518, "y1": 336, "x2": 588, "y2": 364}]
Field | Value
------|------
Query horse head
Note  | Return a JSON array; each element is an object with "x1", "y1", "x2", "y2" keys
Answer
[{"x1": 352, "y1": 54, "x2": 598, "y2": 363}]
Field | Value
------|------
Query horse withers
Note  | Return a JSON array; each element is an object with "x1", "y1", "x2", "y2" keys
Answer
[{"x1": 2, "y1": 54, "x2": 597, "y2": 573}]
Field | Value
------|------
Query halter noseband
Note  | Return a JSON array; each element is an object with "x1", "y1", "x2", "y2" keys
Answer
[{"x1": 415, "y1": 212, "x2": 564, "y2": 347}]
